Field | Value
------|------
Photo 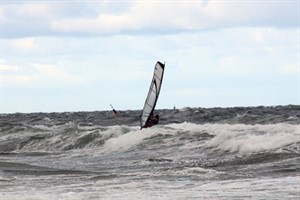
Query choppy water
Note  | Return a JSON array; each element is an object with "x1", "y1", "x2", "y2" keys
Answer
[{"x1": 1, "y1": 105, "x2": 299, "y2": 200}]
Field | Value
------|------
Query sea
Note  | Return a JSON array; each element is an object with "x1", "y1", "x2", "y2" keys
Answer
[{"x1": 0, "y1": 105, "x2": 299, "y2": 200}]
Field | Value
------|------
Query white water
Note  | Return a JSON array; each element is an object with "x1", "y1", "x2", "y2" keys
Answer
[{"x1": 1, "y1": 123, "x2": 299, "y2": 200}]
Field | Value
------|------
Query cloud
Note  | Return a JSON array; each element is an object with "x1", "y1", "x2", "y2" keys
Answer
[
  {"x1": 2, "y1": 27, "x2": 297, "y2": 83},
  {"x1": 2, "y1": 74, "x2": 34, "y2": 85},
  {"x1": 216, "y1": 56, "x2": 256, "y2": 76},
  {"x1": 279, "y1": 64, "x2": 298, "y2": 75},
  {"x1": 2, "y1": 1, "x2": 298, "y2": 38},
  {"x1": 1, "y1": 60, "x2": 34, "y2": 84},
  {"x1": 51, "y1": 1, "x2": 298, "y2": 35},
  {"x1": 31, "y1": 63, "x2": 84, "y2": 82},
  {"x1": 12, "y1": 3, "x2": 53, "y2": 18},
  {"x1": 2, "y1": 62, "x2": 85, "y2": 87},
  {"x1": 10, "y1": 38, "x2": 36, "y2": 51},
  {"x1": 0, "y1": 60, "x2": 19, "y2": 71}
]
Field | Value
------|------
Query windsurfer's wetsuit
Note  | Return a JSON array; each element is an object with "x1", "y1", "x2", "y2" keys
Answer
[{"x1": 143, "y1": 114, "x2": 159, "y2": 128}]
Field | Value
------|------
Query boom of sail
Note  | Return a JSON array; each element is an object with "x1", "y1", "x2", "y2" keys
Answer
[{"x1": 140, "y1": 61, "x2": 165, "y2": 129}]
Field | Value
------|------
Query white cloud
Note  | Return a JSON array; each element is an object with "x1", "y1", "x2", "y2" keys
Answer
[
  {"x1": 2, "y1": 62, "x2": 85, "y2": 87},
  {"x1": 279, "y1": 64, "x2": 298, "y2": 75},
  {"x1": 1, "y1": 61, "x2": 35, "y2": 84},
  {"x1": 32, "y1": 63, "x2": 85, "y2": 83},
  {"x1": 2, "y1": 2, "x2": 57, "y2": 22},
  {"x1": 51, "y1": 14, "x2": 127, "y2": 34},
  {"x1": 48, "y1": 1, "x2": 298, "y2": 35},
  {"x1": 15, "y1": 3, "x2": 53, "y2": 18},
  {"x1": 0, "y1": 60, "x2": 19, "y2": 71},
  {"x1": 11, "y1": 38, "x2": 35, "y2": 51},
  {"x1": 2, "y1": 74, "x2": 34, "y2": 84},
  {"x1": 215, "y1": 56, "x2": 257, "y2": 76}
]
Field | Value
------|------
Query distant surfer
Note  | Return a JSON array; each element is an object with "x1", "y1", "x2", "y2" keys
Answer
[
  {"x1": 113, "y1": 109, "x2": 119, "y2": 118},
  {"x1": 110, "y1": 104, "x2": 119, "y2": 118},
  {"x1": 142, "y1": 113, "x2": 159, "y2": 128}
]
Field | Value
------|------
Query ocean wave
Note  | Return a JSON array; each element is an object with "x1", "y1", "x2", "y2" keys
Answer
[{"x1": 1, "y1": 121, "x2": 298, "y2": 157}]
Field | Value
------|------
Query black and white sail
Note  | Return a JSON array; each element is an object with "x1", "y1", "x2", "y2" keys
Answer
[{"x1": 140, "y1": 61, "x2": 165, "y2": 129}]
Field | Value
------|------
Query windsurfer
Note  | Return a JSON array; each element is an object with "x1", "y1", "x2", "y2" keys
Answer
[
  {"x1": 140, "y1": 61, "x2": 165, "y2": 129},
  {"x1": 113, "y1": 109, "x2": 119, "y2": 117},
  {"x1": 144, "y1": 113, "x2": 159, "y2": 128},
  {"x1": 110, "y1": 104, "x2": 119, "y2": 118}
]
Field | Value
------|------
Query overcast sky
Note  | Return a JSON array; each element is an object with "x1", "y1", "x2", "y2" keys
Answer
[{"x1": 1, "y1": 0, "x2": 299, "y2": 113}]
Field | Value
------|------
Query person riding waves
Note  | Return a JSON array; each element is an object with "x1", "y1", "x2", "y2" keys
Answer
[{"x1": 143, "y1": 113, "x2": 159, "y2": 128}]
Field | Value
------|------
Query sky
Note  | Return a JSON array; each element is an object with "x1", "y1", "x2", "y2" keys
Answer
[{"x1": 1, "y1": 0, "x2": 299, "y2": 113}]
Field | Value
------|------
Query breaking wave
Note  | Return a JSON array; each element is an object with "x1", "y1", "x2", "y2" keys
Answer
[{"x1": 1, "y1": 122, "x2": 299, "y2": 157}]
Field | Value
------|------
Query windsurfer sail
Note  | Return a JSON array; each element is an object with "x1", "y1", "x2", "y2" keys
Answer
[{"x1": 140, "y1": 61, "x2": 165, "y2": 129}]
